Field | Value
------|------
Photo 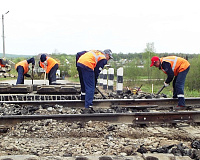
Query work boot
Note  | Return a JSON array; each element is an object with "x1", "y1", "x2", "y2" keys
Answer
[
  {"x1": 173, "y1": 95, "x2": 178, "y2": 98},
  {"x1": 89, "y1": 106, "x2": 95, "y2": 113},
  {"x1": 174, "y1": 106, "x2": 187, "y2": 111},
  {"x1": 51, "y1": 82, "x2": 62, "y2": 85},
  {"x1": 81, "y1": 107, "x2": 95, "y2": 114}
]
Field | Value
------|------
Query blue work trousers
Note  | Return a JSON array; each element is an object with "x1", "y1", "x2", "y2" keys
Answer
[
  {"x1": 173, "y1": 66, "x2": 190, "y2": 106},
  {"x1": 16, "y1": 66, "x2": 24, "y2": 84},
  {"x1": 48, "y1": 64, "x2": 58, "y2": 85},
  {"x1": 78, "y1": 67, "x2": 95, "y2": 108},
  {"x1": 77, "y1": 67, "x2": 85, "y2": 100}
]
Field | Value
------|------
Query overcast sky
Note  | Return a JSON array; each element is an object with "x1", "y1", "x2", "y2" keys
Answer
[{"x1": 1, "y1": 0, "x2": 200, "y2": 55}]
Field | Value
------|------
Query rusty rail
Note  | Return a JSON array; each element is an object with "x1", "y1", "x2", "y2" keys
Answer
[
  {"x1": 1, "y1": 97, "x2": 200, "y2": 108},
  {"x1": 1, "y1": 111, "x2": 200, "y2": 126}
]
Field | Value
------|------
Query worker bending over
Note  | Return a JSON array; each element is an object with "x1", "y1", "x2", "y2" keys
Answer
[
  {"x1": 15, "y1": 57, "x2": 35, "y2": 84},
  {"x1": 39, "y1": 54, "x2": 59, "y2": 85},
  {"x1": 77, "y1": 49, "x2": 113, "y2": 114},
  {"x1": 150, "y1": 56, "x2": 190, "y2": 110}
]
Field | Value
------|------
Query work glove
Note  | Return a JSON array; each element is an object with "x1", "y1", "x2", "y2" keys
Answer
[
  {"x1": 164, "y1": 82, "x2": 169, "y2": 87},
  {"x1": 44, "y1": 60, "x2": 48, "y2": 66}
]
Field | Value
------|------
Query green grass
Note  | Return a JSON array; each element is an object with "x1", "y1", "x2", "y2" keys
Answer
[
  {"x1": 67, "y1": 77, "x2": 79, "y2": 83},
  {"x1": 184, "y1": 89, "x2": 200, "y2": 97},
  {"x1": 68, "y1": 77, "x2": 200, "y2": 97},
  {"x1": 0, "y1": 77, "x2": 15, "y2": 81},
  {"x1": 124, "y1": 81, "x2": 200, "y2": 98},
  {"x1": 1, "y1": 75, "x2": 198, "y2": 98}
]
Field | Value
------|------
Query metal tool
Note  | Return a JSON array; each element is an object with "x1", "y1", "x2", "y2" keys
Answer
[
  {"x1": 44, "y1": 70, "x2": 47, "y2": 85},
  {"x1": 95, "y1": 87, "x2": 107, "y2": 99},
  {"x1": 31, "y1": 65, "x2": 34, "y2": 84},
  {"x1": 156, "y1": 85, "x2": 165, "y2": 95},
  {"x1": 135, "y1": 84, "x2": 143, "y2": 94},
  {"x1": 43, "y1": 65, "x2": 47, "y2": 85}
]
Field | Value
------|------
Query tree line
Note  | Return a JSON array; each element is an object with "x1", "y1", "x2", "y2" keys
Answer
[{"x1": 7, "y1": 48, "x2": 200, "y2": 92}]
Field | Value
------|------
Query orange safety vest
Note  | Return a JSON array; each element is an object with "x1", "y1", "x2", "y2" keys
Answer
[
  {"x1": 40, "y1": 57, "x2": 59, "y2": 73},
  {"x1": 160, "y1": 56, "x2": 190, "y2": 76},
  {"x1": 15, "y1": 60, "x2": 29, "y2": 74},
  {"x1": 77, "y1": 50, "x2": 106, "y2": 70}
]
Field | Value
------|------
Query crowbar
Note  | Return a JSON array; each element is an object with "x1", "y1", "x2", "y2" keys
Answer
[
  {"x1": 95, "y1": 87, "x2": 107, "y2": 99},
  {"x1": 156, "y1": 85, "x2": 165, "y2": 95},
  {"x1": 135, "y1": 84, "x2": 143, "y2": 95},
  {"x1": 44, "y1": 70, "x2": 47, "y2": 85},
  {"x1": 31, "y1": 65, "x2": 34, "y2": 84},
  {"x1": 43, "y1": 65, "x2": 47, "y2": 85}
]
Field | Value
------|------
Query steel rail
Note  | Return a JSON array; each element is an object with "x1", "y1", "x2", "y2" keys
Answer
[
  {"x1": 1, "y1": 98, "x2": 200, "y2": 108},
  {"x1": 1, "y1": 111, "x2": 200, "y2": 126}
]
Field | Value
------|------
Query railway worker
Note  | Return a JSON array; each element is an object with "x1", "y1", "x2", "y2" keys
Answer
[
  {"x1": 0, "y1": 58, "x2": 11, "y2": 72},
  {"x1": 150, "y1": 56, "x2": 190, "y2": 110},
  {"x1": 0, "y1": 58, "x2": 6, "y2": 68},
  {"x1": 15, "y1": 57, "x2": 35, "y2": 84},
  {"x1": 77, "y1": 49, "x2": 113, "y2": 114},
  {"x1": 39, "y1": 54, "x2": 59, "y2": 85}
]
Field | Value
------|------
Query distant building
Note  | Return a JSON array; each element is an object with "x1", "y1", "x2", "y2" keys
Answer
[{"x1": 137, "y1": 65, "x2": 144, "y2": 68}]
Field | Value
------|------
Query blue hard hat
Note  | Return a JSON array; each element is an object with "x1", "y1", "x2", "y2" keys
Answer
[
  {"x1": 104, "y1": 49, "x2": 113, "y2": 59},
  {"x1": 40, "y1": 54, "x2": 47, "y2": 62}
]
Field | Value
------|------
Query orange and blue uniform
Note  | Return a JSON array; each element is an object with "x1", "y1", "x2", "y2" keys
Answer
[
  {"x1": 15, "y1": 58, "x2": 35, "y2": 84},
  {"x1": 77, "y1": 50, "x2": 108, "y2": 108},
  {"x1": 39, "y1": 57, "x2": 58, "y2": 74},
  {"x1": 160, "y1": 56, "x2": 190, "y2": 77},
  {"x1": 160, "y1": 56, "x2": 190, "y2": 106},
  {"x1": 15, "y1": 60, "x2": 29, "y2": 74},
  {"x1": 39, "y1": 54, "x2": 59, "y2": 85}
]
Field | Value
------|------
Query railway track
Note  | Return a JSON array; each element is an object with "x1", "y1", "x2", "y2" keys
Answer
[
  {"x1": 1, "y1": 83, "x2": 200, "y2": 127},
  {"x1": 1, "y1": 97, "x2": 200, "y2": 127},
  {"x1": 1, "y1": 84, "x2": 200, "y2": 159},
  {"x1": 1, "y1": 95, "x2": 200, "y2": 106},
  {"x1": 1, "y1": 110, "x2": 200, "y2": 126}
]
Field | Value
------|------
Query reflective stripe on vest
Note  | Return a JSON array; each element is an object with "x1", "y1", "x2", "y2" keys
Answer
[
  {"x1": 40, "y1": 57, "x2": 58, "y2": 73},
  {"x1": 162, "y1": 56, "x2": 178, "y2": 72},
  {"x1": 89, "y1": 50, "x2": 106, "y2": 64},
  {"x1": 77, "y1": 50, "x2": 106, "y2": 70},
  {"x1": 40, "y1": 57, "x2": 49, "y2": 68},
  {"x1": 160, "y1": 56, "x2": 190, "y2": 76}
]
